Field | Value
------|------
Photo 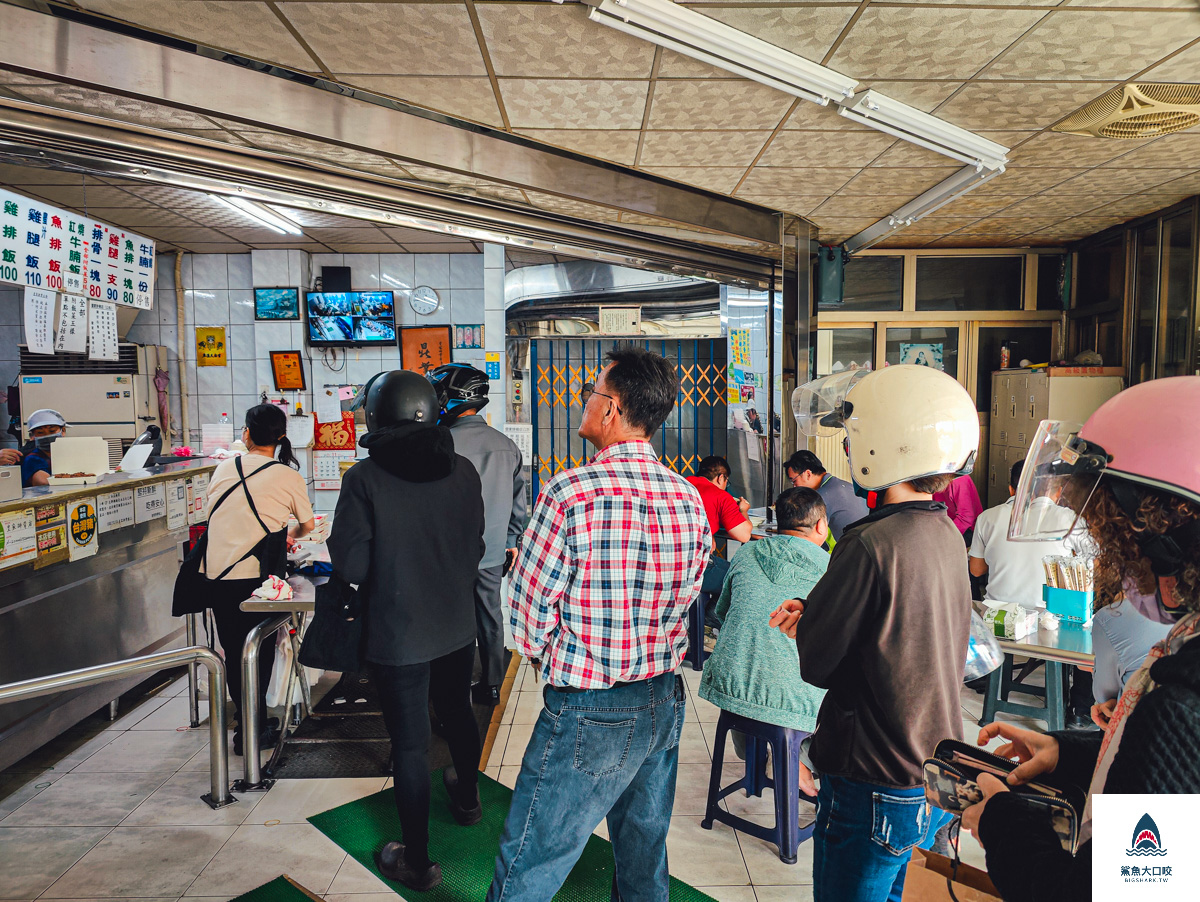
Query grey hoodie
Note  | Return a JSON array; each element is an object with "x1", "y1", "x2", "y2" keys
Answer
[
  {"x1": 447, "y1": 414, "x2": 527, "y2": 568},
  {"x1": 699, "y1": 536, "x2": 829, "y2": 732}
]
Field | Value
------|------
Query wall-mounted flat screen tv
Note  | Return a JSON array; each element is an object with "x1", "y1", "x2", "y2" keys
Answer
[{"x1": 305, "y1": 291, "x2": 396, "y2": 346}]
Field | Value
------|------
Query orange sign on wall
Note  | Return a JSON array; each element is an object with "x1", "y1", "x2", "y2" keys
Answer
[{"x1": 400, "y1": 325, "x2": 452, "y2": 375}]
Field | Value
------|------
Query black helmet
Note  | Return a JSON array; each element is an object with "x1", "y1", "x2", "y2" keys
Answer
[
  {"x1": 364, "y1": 370, "x2": 438, "y2": 432},
  {"x1": 427, "y1": 363, "x2": 489, "y2": 424}
]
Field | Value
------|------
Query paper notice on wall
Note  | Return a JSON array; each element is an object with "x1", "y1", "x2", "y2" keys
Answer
[
  {"x1": 314, "y1": 387, "x2": 341, "y2": 424},
  {"x1": 0, "y1": 507, "x2": 37, "y2": 570},
  {"x1": 287, "y1": 413, "x2": 315, "y2": 449},
  {"x1": 165, "y1": 478, "x2": 188, "y2": 531},
  {"x1": 88, "y1": 299, "x2": 119, "y2": 361},
  {"x1": 504, "y1": 423, "x2": 533, "y2": 463},
  {"x1": 97, "y1": 489, "x2": 135, "y2": 533},
  {"x1": 23, "y1": 286, "x2": 55, "y2": 354},
  {"x1": 55, "y1": 293, "x2": 88, "y2": 353},
  {"x1": 189, "y1": 472, "x2": 210, "y2": 524},
  {"x1": 134, "y1": 482, "x2": 166, "y2": 524},
  {"x1": 67, "y1": 498, "x2": 99, "y2": 561}
]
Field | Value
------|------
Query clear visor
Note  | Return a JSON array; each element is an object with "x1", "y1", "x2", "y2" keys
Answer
[
  {"x1": 1008, "y1": 420, "x2": 1107, "y2": 542},
  {"x1": 791, "y1": 369, "x2": 870, "y2": 437}
]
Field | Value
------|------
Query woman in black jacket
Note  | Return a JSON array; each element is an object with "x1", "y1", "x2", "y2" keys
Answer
[
  {"x1": 960, "y1": 377, "x2": 1200, "y2": 902},
  {"x1": 328, "y1": 370, "x2": 485, "y2": 892}
]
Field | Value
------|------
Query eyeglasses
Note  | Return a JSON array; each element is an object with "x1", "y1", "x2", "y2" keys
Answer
[{"x1": 588, "y1": 389, "x2": 622, "y2": 415}]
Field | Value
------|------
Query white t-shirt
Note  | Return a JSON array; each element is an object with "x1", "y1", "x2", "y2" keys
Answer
[{"x1": 969, "y1": 498, "x2": 1077, "y2": 609}]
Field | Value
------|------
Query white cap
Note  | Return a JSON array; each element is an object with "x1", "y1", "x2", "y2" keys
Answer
[{"x1": 27, "y1": 408, "x2": 68, "y2": 431}]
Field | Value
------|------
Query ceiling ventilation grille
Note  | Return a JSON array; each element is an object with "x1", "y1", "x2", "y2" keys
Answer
[{"x1": 1054, "y1": 83, "x2": 1200, "y2": 139}]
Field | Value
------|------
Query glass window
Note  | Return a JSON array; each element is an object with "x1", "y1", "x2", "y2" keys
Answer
[
  {"x1": 1096, "y1": 313, "x2": 1122, "y2": 369},
  {"x1": 1075, "y1": 233, "x2": 1125, "y2": 309},
  {"x1": 885, "y1": 327, "x2": 959, "y2": 377},
  {"x1": 1036, "y1": 254, "x2": 1066, "y2": 311},
  {"x1": 1157, "y1": 210, "x2": 1195, "y2": 380},
  {"x1": 1131, "y1": 221, "x2": 1159, "y2": 384},
  {"x1": 975, "y1": 326, "x2": 1053, "y2": 411},
  {"x1": 820, "y1": 256, "x2": 903, "y2": 311},
  {"x1": 915, "y1": 257, "x2": 1023, "y2": 311},
  {"x1": 816, "y1": 328, "x2": 874, "y2": 377}
]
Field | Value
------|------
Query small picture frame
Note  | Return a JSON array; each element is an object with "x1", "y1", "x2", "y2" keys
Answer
[
  {"x1": 270, "y1": 350, "x2": 307, "y2": 391},
  {"x1": 400, "y1": 325, "x2": 453, "y2": 375},
  {"x1": 254, "y1": 287, "x2": 300, "y2": 321}
]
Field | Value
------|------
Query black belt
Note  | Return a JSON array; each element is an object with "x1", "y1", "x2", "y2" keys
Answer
[{"x1": 551, "y1": 677, "x2": 653, "y2": 694}]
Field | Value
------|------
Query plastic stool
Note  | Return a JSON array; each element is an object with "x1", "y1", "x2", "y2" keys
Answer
[
  {"x1": 684, "y1": 592, "x2": 713, "y2": 671},
  {"x1": 701, "y1": 709, "x2": 816, "y2": 864}
]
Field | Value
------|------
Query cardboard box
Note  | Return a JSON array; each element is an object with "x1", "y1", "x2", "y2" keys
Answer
[{"x1": 903, "y1": 848, "x2": 1001, "y2": 902}]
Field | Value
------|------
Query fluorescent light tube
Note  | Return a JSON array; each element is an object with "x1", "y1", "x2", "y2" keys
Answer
[
  {"x1": 588, "y1": 0, "x2": 857, "y2": 105},
  {"x1": 837, "y1": 90, "x2": 1009, "y2": 171},
  {"x1": 843, "y1": 165, "x2": 1003, "y2": 254},
  {"x1": 209, "y1": 194, "x2": 305, "y2": 235}
]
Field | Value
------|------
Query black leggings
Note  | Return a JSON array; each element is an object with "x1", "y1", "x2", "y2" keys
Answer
[
  {"x1": 370, "y1": 642, "x2": 481, "y2": 868},
  {"x1": 209, "y1": 578, "x2": 277, "y2": 737}
]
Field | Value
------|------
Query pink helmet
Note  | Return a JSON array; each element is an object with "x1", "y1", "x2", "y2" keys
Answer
[{"x1": 1079, "y1": 376, "x2": 1200, "y2": 505}]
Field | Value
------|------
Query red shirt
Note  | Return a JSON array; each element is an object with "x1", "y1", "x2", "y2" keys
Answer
[{"x1": 685, "y1": 476, "x2": 749, "y2": 538}]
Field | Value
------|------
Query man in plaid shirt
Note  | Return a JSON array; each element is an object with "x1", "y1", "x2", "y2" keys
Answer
[{"x1": 488, "y1": 346, "x2": 710, "y2": 902}]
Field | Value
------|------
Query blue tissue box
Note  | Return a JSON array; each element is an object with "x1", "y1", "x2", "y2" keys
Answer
[{"x1": 1043, "y1": 585, "x2": 1093, "y2": 624}]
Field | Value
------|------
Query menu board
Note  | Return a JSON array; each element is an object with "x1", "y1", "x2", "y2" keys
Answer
[
  {"x1": 88, "y1": 300, "x2": 119, "y2": 361},
  {"x1": 23, "y1": 286, "x2": 55, "y2": 354},
  {"x1": 134, "y1": 482, "x2": 166, "y2": 524},
  {"x1": 35, "y1": 501, "x2": 68, "y2": 566},
  {"x1": 0, "y1": 507, "x2": 37, "y2": 570},
  {"x1": 55, "y1": 293, "x2": 88, "y2": 353},
  {"x1": 97, "y1": 489, "x2": 135, "y2": 533},
  {"x1": 68, "y1": 498, "x2": 99, "y2": 561},
  {"x1": 0, "y1": 186, "x2": 155, "y2": 307}
]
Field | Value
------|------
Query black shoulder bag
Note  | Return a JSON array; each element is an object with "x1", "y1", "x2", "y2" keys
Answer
[
  {"x1": 298, "y1": 575, "x2": 363, "y2": 673},
  {"x1": 172, "y1": 457, "x2": 288, "y2": 616}
]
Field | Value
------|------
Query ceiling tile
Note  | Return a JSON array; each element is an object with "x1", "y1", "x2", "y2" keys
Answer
[
  {"x1": 830, "y1": 8, "x2": 1048, "y2": 80},
  {"x1": 836, "y1": 167, "x2": 963, "y2": 196},
  {"x1": 859, "y1": 81, "x2": 966, "y2": 113},
  {"x1": 304, "y1": 226, "x2": 391, "y2": 243},
  {"x1": 1046, "y1": 167, "x2": 1194, "y2": 196},
  {"x1": 1006, "y1": 132, "x2": 1154, "y2": 167},
  {"x1": 984, "y1": 11, "x2": 1200, "y2": 81},
  {"x1": 1087, "y1": 195, "x2": 1193, "y2": 220},
  {"x1": 75, "y1": 1, "x2": 317, "y2": 71},
  {"x1": 1153, "y1": 170, "x2": 1200, "y2": 195},
  {"x1": 397, "y1": 164, "x2": 480, "y2": 191},
  {"x1": 988, "y1": 195, "x2": 1107, "y2": 219},
  {"x1": 813, "y1": 216, "x2": 890, "y2": 241},
  {"x1": 638, "y1": 131, "x2": 770, "y2": 168},
  {"x1": 250, "y1": 242, "x2": 337, "y2": 253},
  {"x1": 812, "y1": 195, "x2": 921, "y2": 219},
  {"x1": 0, "y1": 166, "x2": 89, "y2": 186},
  {"x1": 647, "y1": 80, "x2": 794, "y2": 131},
  {"x1": 270, "y1": 207, "x2": 374, "y2": 229},
  {"x1": 174, "y1": 242, "x2": 252, "y2": 253},
  {"x1": 143, "y1": 227, "x2": 239, "y2": 243},
  {"x1": 8, "y1": 84, "x2": 217, "y2": 129},
  {"x1": 971, "y1": 166, "x2": 1085, "y2": 196},
  {"x1": 394, "y1": 242, "x2": 480, "y2": 254},
  {"x1": 221, "y1": 226, "x2": 316, "y2": 244},
  {"x1": 637, "y1": 167, "x2": 748, "y2": 194},
  {"x1": 23, "y1": 184, "x2": 142, "y2": 208},
  {"x1": 72, "y1": 207, "x2": 199, "y2": 229},
  {"x1": 1096, "y1": 133, "x2": 1200, "y2": 168},
  {"x1": 327, "y1": 243, "x2": 403, "y2": 254},
  {"x1": 380, "y1": 226, "x2": 459, "y2": 244},
  {"x1": 339, "y1": 76, "x2": 504, "y2": 127},
  {"x1": 697, "y1": 8, "x2": 859, "y2": 65},
  {"x1": 868, "y1": 141, "x2": 960, "y2": 168},
  {"x1": 737, "y1": 167, "x2": 861, "y2": 195},
  {"x1": 499, "y1": 79, "x2": 648, "y2": 129},
  {"x1": 475, "y1": 4, "x2": 655, "y2": 78},
  {"x1": 1138, "y1": 39, "x2": 1200, "y2": 81},
  {"x1": 237, "y1": 131, "x2": 408, "y2": 178},
  {"x1": 282, "y1": 2, "x2": 486, "y2": 76},
  {"x1": 514, "y1": 129, "x2": 641, "y2": 166},
  {"x1": 756, "y1": 130, "x2": 895, "y2": 168},
  {"x1": 656, "y1": 50, "x2": 739, "y2": 80},
  {"x1": 929, "y1": 194, "x2": 1025, "y2": 217},
  {"x1": 782, "y1": 100, "x2": 872, "y2": 132},
  {"x1": 933, "y1": 82, "x2": 1121, "y2": 131}
]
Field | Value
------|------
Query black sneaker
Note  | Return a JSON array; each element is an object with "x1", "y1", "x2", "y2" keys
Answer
[
  {"x1": 472, "y1": 683, "x2": 500, "y2": 706},
  {"x1": 443, "y1": 766, "x2": 483, "y2": 826},
  {"x1": 376, "y1": 842, "x2": 442, "y2": 892}
]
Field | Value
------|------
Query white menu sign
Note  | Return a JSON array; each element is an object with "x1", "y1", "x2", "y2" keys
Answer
[
  {"x1": 0, "y1": 186, "x2": 155, "y2": 307},
  {"x1": 55, "y1": 293, "x2": 88, "y2": 353},
  {"x1": 165, "y1": 478, "x2": 188, "y2": 530},
  {"x1": 0, "y1": 507, "x2": 37, "y2": 570},
  {"x1": 97, "y1": 489, "x2": 135, "y2": 533},
  {"x1": 134, "y1": 482, "x2": 166, "y2": 524},
  {"x1": 23, "y1": 286, "x2": 55, "y2": 354},
  {"x1": 88, "y1": 299, "x2": 119, "y2": 361}
]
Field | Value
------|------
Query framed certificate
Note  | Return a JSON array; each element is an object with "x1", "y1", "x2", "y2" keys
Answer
[{"x1": 270, "y1": 350, "x2": 307, "y2": 391}]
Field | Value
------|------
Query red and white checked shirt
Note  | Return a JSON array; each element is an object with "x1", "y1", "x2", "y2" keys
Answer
[{"x1": 507, "y1": 440, "x2": 712, "y2": 689}]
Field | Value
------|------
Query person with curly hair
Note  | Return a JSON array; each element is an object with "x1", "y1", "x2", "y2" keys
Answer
[{"x1": 959, "y1": 376, "x2": 1200, "y2": 902}]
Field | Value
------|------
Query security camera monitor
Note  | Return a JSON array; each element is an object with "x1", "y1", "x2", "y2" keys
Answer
[{"x1": 305, "y1": 291, "x2": 396, "y2": 346}]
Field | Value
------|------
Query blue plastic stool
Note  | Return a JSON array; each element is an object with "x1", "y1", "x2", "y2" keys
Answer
[
  {"x1": 701, "y1": 709, "x2": 816, "y2": 863},
  {"x1": 684, "y1": 592, "x2": 713, "y2": 671}
]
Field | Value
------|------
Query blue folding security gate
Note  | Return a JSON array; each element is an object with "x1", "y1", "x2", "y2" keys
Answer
[{"x1": 529, "y1": 338, "x2": 727, "y2": 498}]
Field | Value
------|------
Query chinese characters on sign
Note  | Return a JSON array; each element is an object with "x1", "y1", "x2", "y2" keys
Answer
[
  {"x1": 0, "y1": 187, "x2": 155, "y2": 307},
  {"x1": 196, "y1": 327, "x2": 227, "y2": 367},
  {"x1": 68, "y1": 500, "x2": 99, "y2": 562},
  {"x1": 0, "y1": 508, "x2": 37, "y2": 570},
  {"x1": 55, "y1": 293, "x2": 88, "y2": 353},
  {"x1": 730, "y1": 330, "x2": 752, "y2": 368},
  {"x1": 134, "y1": 483, "x2": 166, "y2": 524},
  {"x1": 400, "y1": 326, "x2": 451, "y2": 375},
  {"x1": 23, "y1": 286, "x2": 55, "y2": 355},
  {"x1": 88, "y1": 299, "x2": 119, "y2": 361}
]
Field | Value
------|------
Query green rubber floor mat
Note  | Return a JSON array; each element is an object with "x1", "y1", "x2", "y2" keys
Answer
[
  {"x1": 231, "y1": 875, "x2": 322, "y2": 902},
  {"x1": 309, "y1": 770, "x2": 716, "y2": 902}
]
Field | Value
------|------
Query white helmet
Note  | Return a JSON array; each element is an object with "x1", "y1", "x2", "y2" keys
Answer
[{"x1": 837, "y1": 365, "x2": 979, "y2": 492}]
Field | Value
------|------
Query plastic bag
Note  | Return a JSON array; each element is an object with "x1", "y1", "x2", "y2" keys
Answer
[
  {"x1": 265, "y1": 622, "x2": 323, "y2": 708},
  {"x1": 964, "y1": 609, "x2": 1004, "y2": 682}
]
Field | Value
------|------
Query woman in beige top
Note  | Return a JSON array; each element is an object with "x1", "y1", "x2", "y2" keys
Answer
[{"x1": 204, "y1": 403, "x2": 314, "y2": 756}]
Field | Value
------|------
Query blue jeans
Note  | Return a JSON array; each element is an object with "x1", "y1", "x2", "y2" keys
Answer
[
  {"x1": 813, "y1": 775, "x2": 952, "y2": 902},
  {"x1": 487, "y1": 673, "x2": 685, "y2": 902}
]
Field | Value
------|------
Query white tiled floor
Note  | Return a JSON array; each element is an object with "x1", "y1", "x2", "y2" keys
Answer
[{"x1": 0, "y1": 660, "x2": 1007, "y2": 902}]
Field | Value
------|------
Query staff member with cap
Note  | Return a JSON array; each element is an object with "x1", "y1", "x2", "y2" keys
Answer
[{"x1": 20, "y1": 408, "x2": 69, "y2": 487}]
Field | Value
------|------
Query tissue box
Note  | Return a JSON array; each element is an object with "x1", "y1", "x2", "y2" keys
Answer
[
  {"x1": 1043, "y1": 585, "x2": 1093, "y2": 624},
  {"x1": 984, "y1": 603, "x2": 1039, "y2": 640}
]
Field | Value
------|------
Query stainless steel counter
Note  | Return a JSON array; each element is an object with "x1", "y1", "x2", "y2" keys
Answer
[{"x1": 0, "y1": 459, "x2": 216, "y2": 771}]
